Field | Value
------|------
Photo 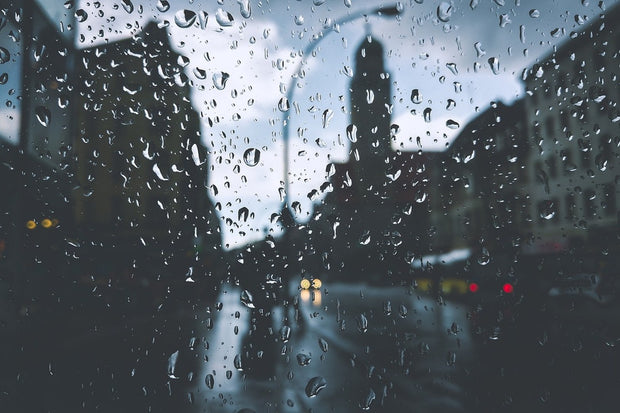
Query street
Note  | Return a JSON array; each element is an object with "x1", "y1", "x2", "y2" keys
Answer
[{"x1": 7, "y1": 275, "x2": 620, "y2": 412}]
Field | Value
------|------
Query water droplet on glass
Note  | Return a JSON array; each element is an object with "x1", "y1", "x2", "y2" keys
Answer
[
  {"x1": 75, "y1": 9, "x2": 88, "y2": 22},
  {"x1": 477, "y1": 247, "x2": 490, "y2": 265},
  {"x1": 238, "y1": 207, "x2": 249, "y2": 222},
  {"x1": 411, "y1": 89, "x2": 422, "y2": 104},
  {"x1": 359, "y1": 388, "x2": 376, "y2": 410},
  {"x1": 198, "y1": 11, "x2": 209, "y2": 29},
  {"x1": 121, "y1": 0, "x2": 134, "y2": 14},
  {"x1": 446, "y1": 119, "x2": 460, "y2": 129},
  {"x1": 383, "y1": 301, "x2": 392, "y2": 316},
  {"x1": 215, "y1": 9, "x2": 234, "y2": 27},
  {"x1": 167, "y1": 351, "x2": 180, "y2": 379},
  {"x1": 446, "y1": 62, "x2": 458, "y2": 75},
  {"x1": 318, "y1": 337, "x2": 328, "y2": 352},
  {"x1": 423, "y1": 107, "x2": 432, "y2": 123},
  {"x1": 446, "y1": 99, "x2": 456, "y2": 110},
  {"x1": 243, "y1": 148, "x2": 260, "y2": 167},
  {"x1": 240, "y1": 289, "x2": 255, "y2": 308},
  {"x1": 322, "y1": 109, "x2": 333, "y2": 128},
  {"x1": 0, "y1": 47, "x2": 11, "y2": 64},
  {"x1": 346, "y1": 124, "x2": 358, "y2": 142},
  {"x1": 152, "y1": 163, "x2": 169, "y2": 181},
  {"x1": 399, "y1": 304, "x2": 408, "y2": 318},
  {"x1": 278, "y1": 97, "x2": 290, "y2": 112},
  {"x1": 357, "y1": 313, "x2": 368, "y2": 333},
  {"x1": 529, "y1": 9, "x2": 540, "y2": 18},
  {"x1": 238, "y1": 0, "x2": 251, "y2": 18},
  {"x1": 366, "y1": 89, "x2": 375, "y2": 104},
  {"x1": 175, "y1": 10, "x2": 197, "y2": 28},
  {"x1": 305, "y1": 376, "x2": 327, "y2": 398},
  {"x1": 212, "y1": 71, "x2": 229, "y2": 90},
  {"x1": 294, "y1": 15, "x2": 305, "y2": 25},
  {"x1": 234, "y1": 354, "x2": 244, "y2": 371},
  {"x1": 156, "y1": 1, "x2": 170, "y2": 12},
  {"x1": 539, "y1": 201, "x2": 556, "y2": 220},
  {"x1": 35, "y1": 106, "x2": 50, "y2": 127},
  {"x1": 296, "y1": 353, "x2": 311, "y2": 366},
  {"x1": 280, "y1": 325, "x2": 291, "y2": 342},
  {"x1": 343, "y1": 65, "x2": 353, "y2": 77},
  {"x1": 488, "y1": 57, "x2": 500, "y2": 75},
  {"x1": 0, "y1": 73, "x2": 7, "y2": 84},
  {"x1": 437, "y1": 2, "x2": 454, "y2": 22}
]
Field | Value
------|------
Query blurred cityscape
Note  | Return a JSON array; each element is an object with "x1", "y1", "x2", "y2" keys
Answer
[{"x1": 1, "y1": 0, "x2": 620, "y2": 412}]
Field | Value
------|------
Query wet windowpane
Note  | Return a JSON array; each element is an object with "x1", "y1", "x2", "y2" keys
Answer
[{"x1": 2, "y1": 1, "x2": 620, "y2": 412}]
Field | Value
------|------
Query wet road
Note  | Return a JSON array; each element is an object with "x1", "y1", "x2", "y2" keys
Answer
[{"x1": 9, "y1": 279, "x2": 620, "y2": 412}]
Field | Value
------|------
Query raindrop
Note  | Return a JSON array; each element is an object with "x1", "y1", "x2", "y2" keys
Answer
[
  {"x1": 121, "y1": 0, "x2": 134, "y2": 14},
  {"x1": 446, "y1": 99, "x2": 456, "y2": 110},
  {"x1": 493, "y1": 0, "x2": 505, "y2": 5},
  {"x1": 177, "y1": 55, "x2": 190, "y2": 67},
  {"x1": 437, "y1": 2, "x2": 454, "y2": 22},
  {"x1": 343, "y1": 65, "x2": 353, "y2": 77},
  {"x1": 243, "y1": 148, "x2": 260, "y2": 166},
  {"x1": 499, "y1": 13, "x2": 511, "y2": 27},
  {"x1": 240, "y1": 289, "x2": 255, "y2": 308},
  {"x1": 423, "y1": 107, "x2": 432, "y2": 123},
  {"x1": 318, "y1": 337, "x2": 329, "y2": 352},
  {"x1": 156, "y1": 1, "x2": 170, "y2": 13},
  {"x1": 359, "y1": 388, "x2": 376, "y2": 410},
  {"x1": 357, "y1": 313, "x2": 368, "y2": 333},
  {"x1": 488, "y1": 57, "x2": 500, "y2": 75},
  {"x1": 446, "y1": 62, "x2": 458, "y2": 75},
  {"x1": 410, "y1": 89, "x2": 422, "y2": 104},
  {"x1": 152, "y1": 164, "x2": 169, "y2": 181},
  {"x1": 539, "y1": 201, "x2": 556, "y2": 220},
  {"x1": 278, "y1": 97, "x2": 290, "y2": 112},
  {"x1": 305, "y1": 376, "x2": 327, "y2": 398},
  {"x1": 238, "y1": 0, "x2": 251, "y2": 18},
  {"x1": 296, "y1": 353, "x2": 311, "y2": 366},
  {"x1": 359, "y1": 232, "x2": 371, "y2": 245},
  {"x1": 322, "y1": 109, "x2": 333, "y2": 128},
  {"x1": 75, "y1": 9, "x2": 88, "y2": 22},
  {"x1": 366, "y1": 89, "x2": 375, "y2": 104},
  {"x1": 280, "y1": 325, "x2": 291, "y2": 342},
  {"x1": 194, "y1": 67, "x2": 207, "y2": 79},
  {"x1": 399, "y1": 304, "x2": 408, "y2": 318},
  {"x1": 213, "y1": 72, "x2": 229, "y2": 90},
  {"x1": 313, "y1": 0, "x2": 326, "y2": 5},
  {"x1": 215, "y1": 9, "x2": 234, "y2": 27},
  {"x1": 476, "y1": 247, "x2": 490, "y2": 265},
  {"x1": 238, "y1": 207, "x2": 249, "y2": 222},
  {"x1": 234, "y1": 354, "x2": 243, "y2": 371},
  {"x1": 446, "y1": 119, "x2": 460, "y2": 129},
  {"x1": 35, "y1": 106, "x2": 50, "y2": 127},
  {"x1": 175, "y1": 10, "x2": 197, "y2": 28},
  {"x1": 474, "y1": 42, "x2": 485, "y2": 57},
  {"x1": 529, "y1": 9, "x2": 540, "y2": 18},
  {"x1": 226, "y1": 370, "x2": 232, "y2": 380},
  {"x1": 346, "y1": 124, "x2": 358, "y2": 142},
  {"x1": 294, "y1": 15, "x2": 305, "y2": 25},
  {"x1": 0, "y1": 73, "x2": 8, "y2": 84},
  {"x1": 383, "y1": 301, "x2": 392, "y2": 316},
  {"x1": 167, "y1": 351, "x2": 180, "y2": 379},
  {"x1": 198, "y1": 11, "x2": 208, "y2": 29}
]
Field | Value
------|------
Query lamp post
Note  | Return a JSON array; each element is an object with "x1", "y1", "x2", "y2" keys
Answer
[{"x1": 280, "y1": 4, "x2": 403, "y2": 223}]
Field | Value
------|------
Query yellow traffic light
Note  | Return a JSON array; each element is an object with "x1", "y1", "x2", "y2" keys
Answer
[
  {"x1": 41, "y1": 218, "x2": 52, "y2": 228},
  {"x1": 26, "y1": 220, "x2": 36, "y2": 230}
]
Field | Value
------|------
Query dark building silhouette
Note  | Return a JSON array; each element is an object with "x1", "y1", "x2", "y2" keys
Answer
[
  {"x1": 433, "y1": 100, "x2": 529, "y2": 255},
  {"x1": 74, "y1": 22, "x2": 221, "y2": 285},
  {"x1": 311, "y1": 36, "x2": 434, "y2": 280}
]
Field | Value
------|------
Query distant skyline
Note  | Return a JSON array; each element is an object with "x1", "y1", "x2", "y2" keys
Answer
[{"x1": 3, "y1": 0, "x2": 619, "y2": 249}]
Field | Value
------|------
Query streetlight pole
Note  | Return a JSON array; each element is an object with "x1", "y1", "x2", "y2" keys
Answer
[{"x1": 280, "y1": 4, "x2": 403, "y2": 221}]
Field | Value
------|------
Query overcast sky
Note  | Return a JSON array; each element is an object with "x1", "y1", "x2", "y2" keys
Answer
[{"x1": 6, "y1": 0, "x2": 619, "y2": 248}]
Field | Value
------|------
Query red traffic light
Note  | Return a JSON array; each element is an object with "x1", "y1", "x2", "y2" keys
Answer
[
  {"x1": 502, "y1": 283, "x2": 514, "y2": 294},
  {"x1": 468, "y1": 282, "x2": 479, "y2": 293}
]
